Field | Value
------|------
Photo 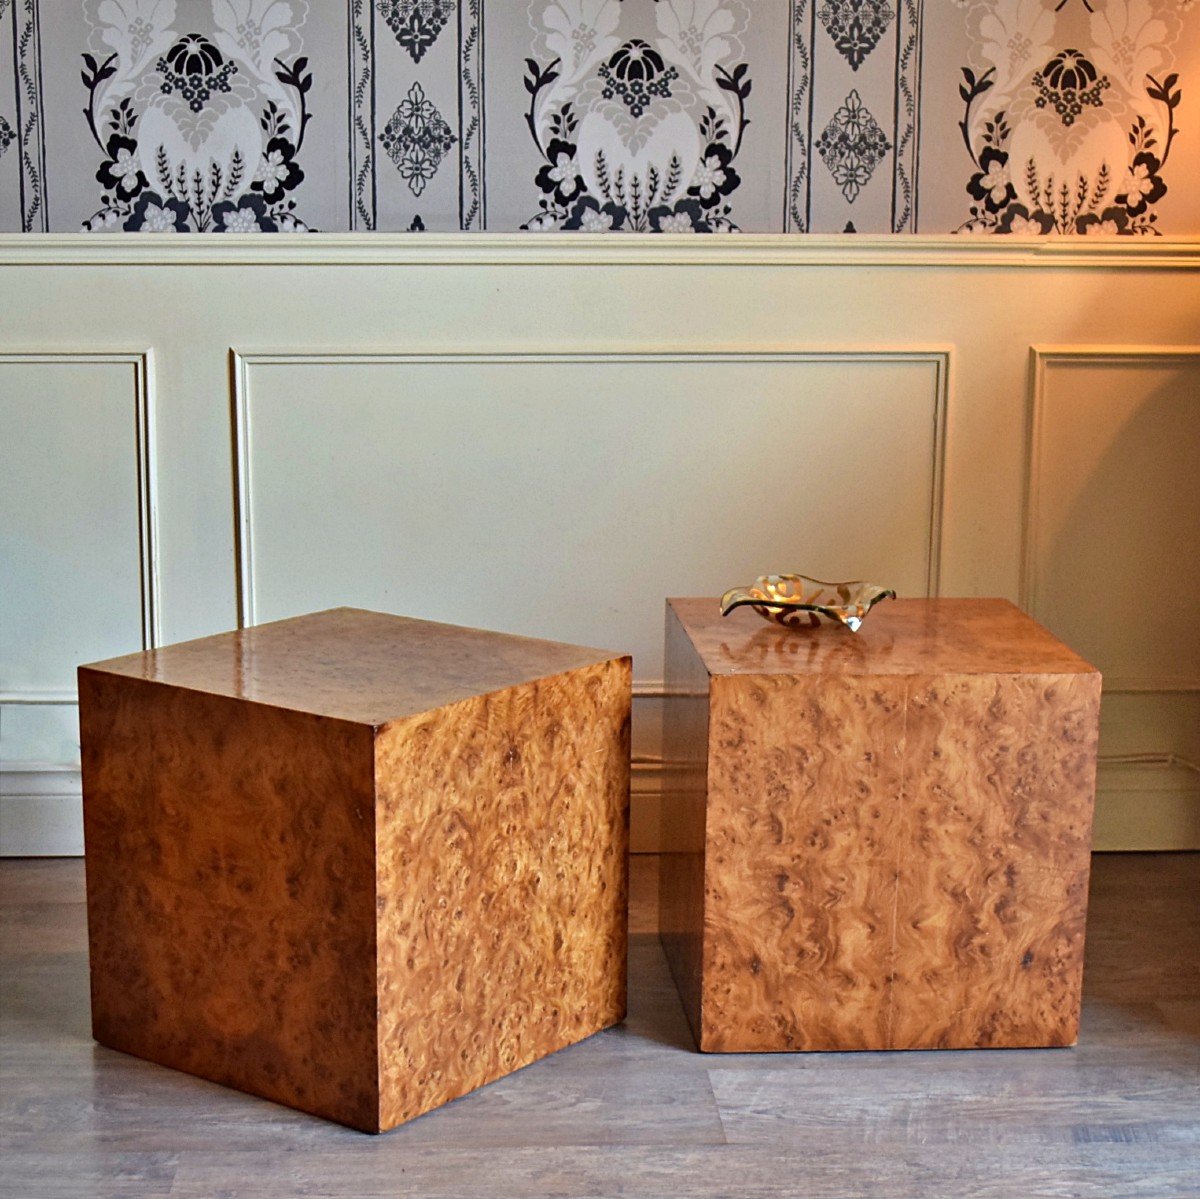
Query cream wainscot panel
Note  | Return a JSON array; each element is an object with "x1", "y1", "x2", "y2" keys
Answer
[
  {"x1": 0, "y1": 235, "x2": 1197, "y2": 852},
  {"x1": 0, "y1": 349, "x2": 156, "y2": 854}
]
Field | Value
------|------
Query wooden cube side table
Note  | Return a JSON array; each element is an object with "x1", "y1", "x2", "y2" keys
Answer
[
  {"x1": 660, "y1": 597, "x2": 1100, "y2": 1053},
  {"x1": 79, "y1": 608, "x2": 630, "y2": 1132}
]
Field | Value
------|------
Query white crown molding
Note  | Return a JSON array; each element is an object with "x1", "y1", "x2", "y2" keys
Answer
[{"x1": 2, "y1": 233, "x2": 1200, "y2": 269}]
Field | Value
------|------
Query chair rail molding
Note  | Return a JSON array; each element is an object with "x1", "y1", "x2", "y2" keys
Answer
[{"x1": 4, "y1": 234, "x2": 1200, "y2": 270}]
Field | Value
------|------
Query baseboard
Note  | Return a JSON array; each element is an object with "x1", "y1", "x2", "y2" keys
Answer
[
  {"x1": 0, "y1": 766, "x2": 84, "y2": 856},
  {"x1": 1092, "y1": 761, "x2": 1200, "y2": 851}
]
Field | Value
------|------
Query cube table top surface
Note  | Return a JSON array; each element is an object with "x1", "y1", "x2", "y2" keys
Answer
[
  {"x1": 668, "y1": 597, "x2": 1097, "y2": 679},
  {"x1": 79, "y1": 607, "x2": 624, "y2": 727}
]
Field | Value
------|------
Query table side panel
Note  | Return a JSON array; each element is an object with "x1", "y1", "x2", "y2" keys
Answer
[
  {"x1": 373, "y1": 658, "x2": 631, "y2": 1132},
  {"x1": 890, "y1": 670, "x2": 1101, "y2": 1049},
  {"x1": 702, "y1": 673, "x2": 910, "y2": 1052},
  {"x1": 78, "y1": 669, "x2": 380, "y2": 1130},
  {"x1": 700, "y1": 667, "x2": 1101, "y2": 1052}
]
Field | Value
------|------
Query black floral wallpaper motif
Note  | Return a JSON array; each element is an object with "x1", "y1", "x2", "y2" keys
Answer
[
  {"x1": 953, "y1": 2, "x2": 1189, "y2": 235},
  {"x1": 521, "y1": 16, "x2": 752, "y2": 232},
  {"x1": 79, "y1": 22, "x2": 314, "y2": 232},
  {"x1": 0, "y1": 1, "x2": 1195, "y2": 234}
]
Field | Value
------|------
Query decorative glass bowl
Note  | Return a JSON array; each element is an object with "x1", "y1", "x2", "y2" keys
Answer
[{"x1": 719, "y1": 574, "x2": 896, "y2": 633}]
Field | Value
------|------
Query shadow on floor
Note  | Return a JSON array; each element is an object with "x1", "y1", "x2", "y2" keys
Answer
[
  {"x1": 1082, "y1": 852, "x2": 1200, "y2": 1040},
  {"x1": 616, "y1": 932, "x2": 698, "y2": 1053}
]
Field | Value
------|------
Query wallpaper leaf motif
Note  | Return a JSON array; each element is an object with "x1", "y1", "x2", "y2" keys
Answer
[
  {"x1": 787, "y1": 0, "x2": 814, "y2": 232},
  {"x1": 12, "y1": 0, "x2": 48, "y2": 231},
  {"x1": 349, "y1": 0, "x2": 376, "y2": 230},
  {"x1": 459, "y1": 0, "x2": 484, "y2": 230},
  {"x1": 891, "y1": 0, "x2": 921, "y2": 232}
]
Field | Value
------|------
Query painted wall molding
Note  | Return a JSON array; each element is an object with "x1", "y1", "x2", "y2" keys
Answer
[
  {"x1": 0, "y1": 350, "x2": 157, "y2": 855},
  {"x1": 0, "y1": 348, "x2": 160, "y2": 707},
  {"x1": 3, "y1": 4, "x2": 1196, "y2": 235},
  {"x1": 1023, "y1": 344, "x2": 1200, "y2": 694},
  {"x1": 3, "y1": 242, "x2": 1198, "y2": 854},
  {"x1": 4, "y1": 234, "x2": 1200, "y2": 270}
]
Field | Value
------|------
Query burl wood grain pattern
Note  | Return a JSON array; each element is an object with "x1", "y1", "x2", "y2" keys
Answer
[
  {"x1": 374, "y1": 664, "x2": 629, "y2": 1130},
  {"x1": 79, "y1": 608, "x2": 630, "y2": 1132},
  {"x1": 79, "y1": 671, "x2": 380, "y2": 1129},
  {"x1": 660, "y1": 598, "x2": 1101, "y2": 1054}
]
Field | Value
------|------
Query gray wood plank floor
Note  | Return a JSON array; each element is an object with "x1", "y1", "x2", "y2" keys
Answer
[{"x1": 2, "y1": 854, "x2": 1197, "y2": 1199}]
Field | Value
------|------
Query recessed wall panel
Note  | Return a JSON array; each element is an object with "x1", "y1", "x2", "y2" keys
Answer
[
  {"x1": 1028, "y1": 352, "x2": 1200, "y2": 690},
  {"x1": 0, "y1": 353, "x2": 153, "y2": 767},
  {"x1": 236, "y1": 352, "x2": 946, "y2": 683}
]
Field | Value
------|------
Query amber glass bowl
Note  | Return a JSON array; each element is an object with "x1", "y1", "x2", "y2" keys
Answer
[{"x1": 719, "y1": 574, "x2": 896, "y2": 632}]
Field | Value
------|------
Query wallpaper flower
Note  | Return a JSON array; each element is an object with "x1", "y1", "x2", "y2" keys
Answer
[
  {"x1": 956, "y1": 0, "x2": 1186, "y2": 235},
  {"x1": 78, "y1": 0, "x2": 315, "y2": 232},
  {"x1": 522, "y1": 0, "x2": 753, "y2": 231}
]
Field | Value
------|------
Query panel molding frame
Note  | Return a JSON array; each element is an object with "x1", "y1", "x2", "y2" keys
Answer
[
  {"x1": 0, "y1": 348, "x2": 160, "y2": 707},
  {"x1": 231, "y1": 345, "x2": 951, "y2": 681},
  {"x1": 1023, "y1": 343, "x2": 1200, "y2": 694}
]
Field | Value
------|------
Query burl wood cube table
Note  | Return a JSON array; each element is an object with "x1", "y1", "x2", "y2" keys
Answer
[
  {"x1": 79, "y1": 607, "x2": 630, "y2": 1132},
  {"x1": 660, "y1": 597, "x2": 1100, "y2": 1053}
]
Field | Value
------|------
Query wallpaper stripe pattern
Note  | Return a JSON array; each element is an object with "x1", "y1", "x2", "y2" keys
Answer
[{"x1": 8, "y1": 0, "x2": 47, "y2": 231}]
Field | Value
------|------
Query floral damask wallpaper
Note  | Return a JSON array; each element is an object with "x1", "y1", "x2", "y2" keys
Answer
[{"x1": 0, "y1": 0, "x2": 1195, "y2": 233}]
